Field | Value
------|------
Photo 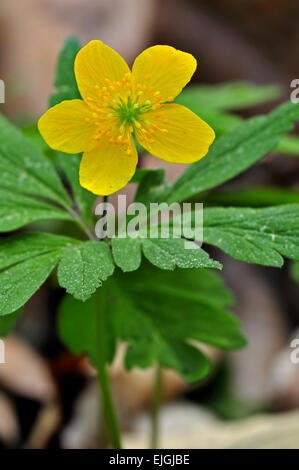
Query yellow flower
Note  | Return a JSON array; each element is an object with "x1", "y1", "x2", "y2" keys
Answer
[{"x1": 38, "y1": 41, "x2": 215, "y2": 195}]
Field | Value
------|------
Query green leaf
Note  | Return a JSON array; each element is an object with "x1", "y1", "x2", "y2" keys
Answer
[
  {"x1": 0, "y1": 114, "x2": 84, "y2": 231},
  {"x1": 0, "y1": 113, "x2": 71, "y2": 209},
  {"x1": 59, "y1": 263, "x2": 245, "y2": 383},
  {"x1": 0, "y1": 232, "x2": 79, "y2": 270},
  {"x1": 178, "y1": 84, "x2": 299, "y2": 154},
  {"x1": 57, "y1": 152, "x2": 95, "y2": 224},
  {"x1": 109, "y1": 264, "x2": 245, "y2": 382},
  {"x1": 199, "y1": 187, "x2": 299, "y2": 207},
  {"x1": 49, "y1": 37, "x2": 81, "y2": 107},
  {"x1": 291, "y1": 262, "x2": 299, "y2": 283},
  {"x1": 22, "y1": 123, "x2": 51, "y2": 153},
  {"x1": 57, "y1": 241, "x2": 115, "y2": 301},
  {"x1": 166, "y1": 101, "x2": 299, "y2": 203},
  {"x1": 111, "y1": 236, "x2": 221, "y2": 272},
  {"x1": 111, "y1": 237, "x2": 142, "y2": 272},
  {"x1": 0, "y1": 188, "x2": 73, "y2": 232},
  {"x1": 134, "y1": 168, "x2": 168, "y2": 204},
  {"x1": 194, "y1": 109, "x2": 242, "y2": 136},
  {"x1": 141, "y1": 238, "x2": 222, "y2": 270},
  {"x1": 0, "y1": 233, "x2": 80, "y2": 315},
  {"x1": 202, "y1": 205, "x2": 299, "y2": 266},
  {"x1": 58, "y1": 293, "x2": 116, "y2": 364},
  {"x1": 48, "y1": 38, "x2": 96, "y2": 227},
  {"x1": 129, "y1": 169, "x2": 164, "y2": 184},
  {"x1": 0, "y1": 251, "x2": 61, "y2": 316},
  {"x1": 176, "y1": 82, "x2": 281, "y2": 112}
]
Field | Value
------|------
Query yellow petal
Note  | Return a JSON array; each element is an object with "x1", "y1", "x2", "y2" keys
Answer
[
  {"x1": 74, "y1": 40, "x2": 131, "y2": 103},
  {"x1": 38, "y1": 100, "x2": 95, "y2": 153},
  {"x1": 132, "y1": 45, "x2": 196, "y2": 102},
  {"x1": 79, "y1": 138, "x2": 138, "y2": 195},
  {"x1": 135, "y1": 103, "x2": 215, "y2": 163}
]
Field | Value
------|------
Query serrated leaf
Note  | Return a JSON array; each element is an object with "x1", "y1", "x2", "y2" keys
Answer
[
  {"x1": 111, "y1": 237, "x2": 142, "y2": 272},
  {"x1": 0, "y1": 114, "x2": 74, "y2": 230},
  {"x1": 110, "y1": 264, "x2": 245, "y2": 382},
  {"x1": 166, "y1": 101, "x2": 299, "y2": 203},
  {"x1": 141, "y1": 238, "x2": 221, "y2": 270},
  {"x1": 202, "y1": 205, "x2": 299, "y2": 266},
  {"x1": 0, "y1": 233, "x2": 80, "y2": 316},
  {"x1": 57, "y1": 241, "x2": 115, "y2": 301},
  {"x1": 0, "y1": 251, "x2": 62, "y2": 316},
  {"x1": 49, "y1": 37, "x2": 81, "y2": 107},
  {"x1": 0, "y1": 188, "x2": 73, "y2": 232},
  {"x1": 58, "y1": 263, "x2": 245, "y2": 383},
  {"x1": 0, "y1": 232, "x2": 79, "y2": 270},
  {"x1": 0, "y1": 113, "x2": 71, "y2": 208}
]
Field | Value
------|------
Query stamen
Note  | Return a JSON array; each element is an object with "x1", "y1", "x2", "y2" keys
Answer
[{"x1": 87, "y1": 72, "x2": 169, "y2": 151}]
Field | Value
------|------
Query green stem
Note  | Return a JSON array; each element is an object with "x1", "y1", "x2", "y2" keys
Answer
[
  {"x1": 151, "y1": 365, "x2": 163, "y2": 449},
  {"x1": 95, "y1": 286, "x2": 122, "y2": 449},
  {"x1": 73, "y1": 193, "x2": 121, "y2": 447},
  {"x1": 69, "y1": 208, "x2": 97, "y2": 241}
]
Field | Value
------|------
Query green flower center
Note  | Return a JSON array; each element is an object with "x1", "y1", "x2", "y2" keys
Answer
[{"x1": 109, "y1": 95, "x2": 154, "y2": 129}]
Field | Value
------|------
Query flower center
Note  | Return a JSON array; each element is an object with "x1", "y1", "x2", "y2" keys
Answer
[{"x1": 84, "y1": 73, "x2": 172, "y2": 155}]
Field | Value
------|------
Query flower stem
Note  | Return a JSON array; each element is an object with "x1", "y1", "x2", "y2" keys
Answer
[
  {"x1": 70, "y1": 208, "x2": 97, "y2": 241},
  {"x1": 95, "y1": 273, "x2": 122, "y2": 449},
  {"x1": 151, "y1": 365, "x2": 163, "y2": 449}
]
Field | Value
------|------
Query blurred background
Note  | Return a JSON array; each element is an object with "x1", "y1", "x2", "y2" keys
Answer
[{"x1": 0, "y1": 0, "x2": 299, "y2": 449}]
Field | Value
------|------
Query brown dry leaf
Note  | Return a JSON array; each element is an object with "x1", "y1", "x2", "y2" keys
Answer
[
  {"x1": 24, "y1": 402, "x2": 61, "y2": 449},
  {"x1": 124, "y1": 402, "x2": 299, "y2": 449},
  {"x1": 60, "y1": 380, "x2": 101, "y2": 449},
  {"x1": 0, "y1": 335, "x2": 56, "y2": 402},
  {"x1": 110, "y1": 343, "x2": 221, "y2": 424},
  {"x1": 0, "y1": 391, "x2": 19, "y2": 445}
]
